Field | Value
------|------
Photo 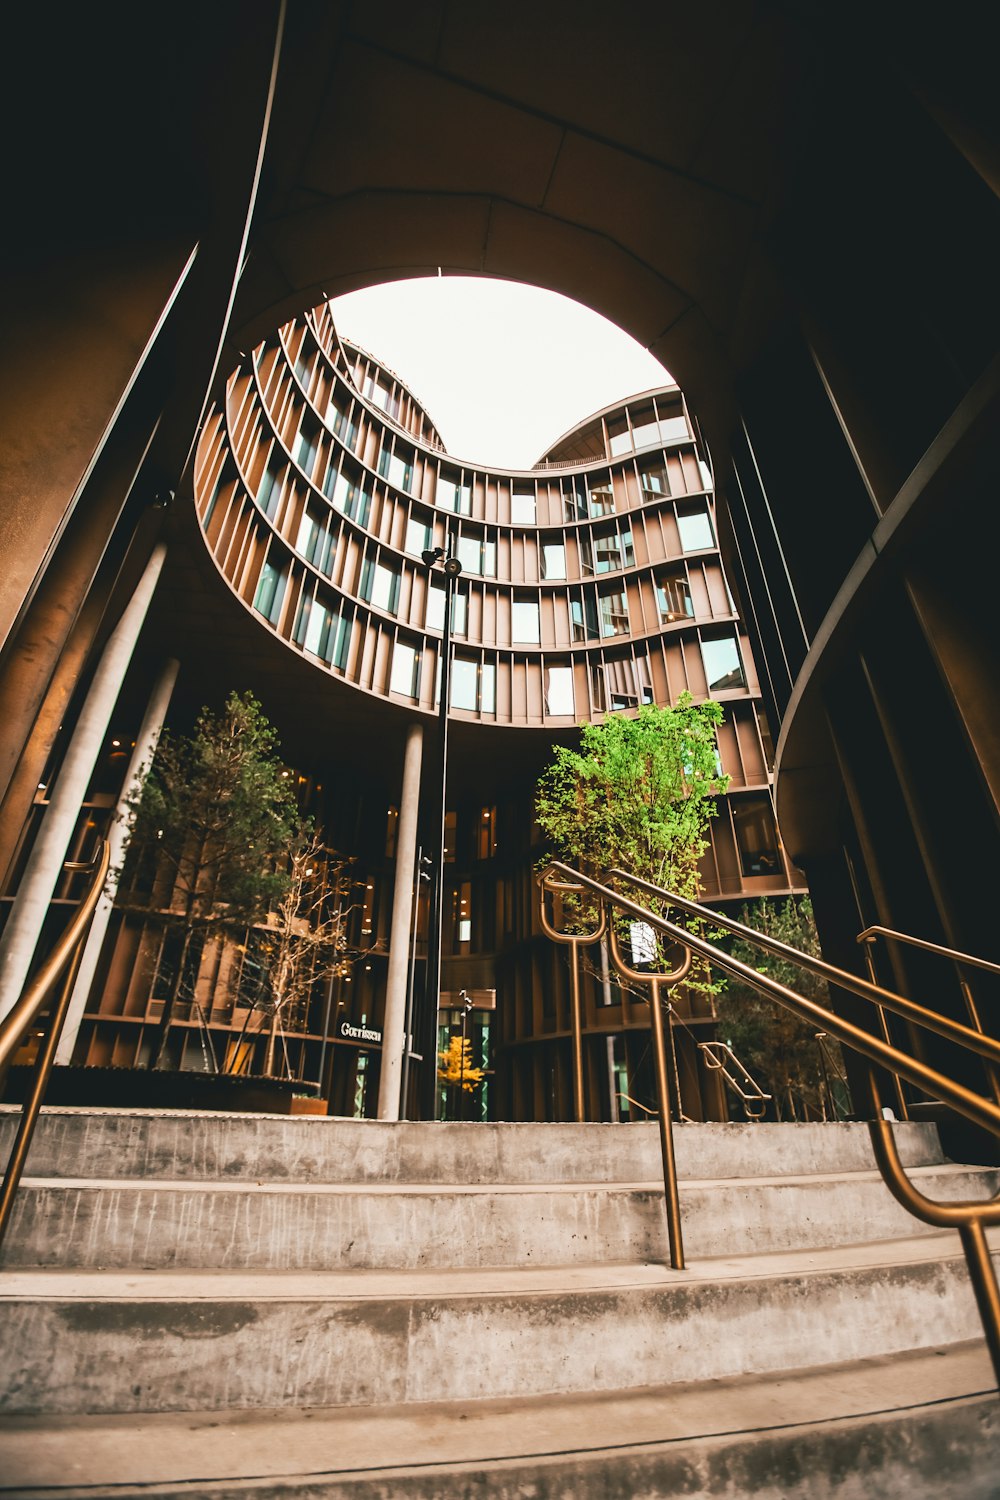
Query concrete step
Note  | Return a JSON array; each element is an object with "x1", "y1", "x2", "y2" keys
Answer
[
  {"x1": 0, "y1": 1342, "x2": 995, "y2": 1499},
  {"x1": 3, "y1": 1164, "x2": 996, "y2": 1270},
  {"x1": 0, "y1": 1109, "x2": 946, "y2": 1184},
  {"x1": 1, "y1": 1231, "x2": 996, "y2": 1416}
]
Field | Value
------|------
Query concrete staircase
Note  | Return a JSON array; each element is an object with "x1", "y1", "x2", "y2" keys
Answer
[{"x1": 0, "y1": 1107, "x2": 997, "y2": 1497}]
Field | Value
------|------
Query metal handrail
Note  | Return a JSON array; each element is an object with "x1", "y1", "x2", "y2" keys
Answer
[
  {"x1": 858, "y1": 924, "x2": 1000, "y2": 978},
  {"x1": 698, "y1": 1041, "x2": 771, "y2": 1121},
  {"x1": 608, "y1": 868, "x2": 1000, "y2": 1071},
  {"x1": 0, "y1": 840, "x2": 110, "y2": 1249},
  {"x1": 538, "y1": 860, "x2": 1000, "y2": 1385}
]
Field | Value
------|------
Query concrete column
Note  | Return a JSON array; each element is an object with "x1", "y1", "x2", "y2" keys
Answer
[
  {"x1": 55, "y1": 655, "x2": 180, "y2": 1064},
  {"x1": 377, "y1": 722, "x2": 424, "y2": 1120},
  {"x1": 0, "y1": 542, "x2": 168, "y2": 1022}
]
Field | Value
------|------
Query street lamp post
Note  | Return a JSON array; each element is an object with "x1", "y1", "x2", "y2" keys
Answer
[{"x1": 419, "y1": 535, "x2": 462, "y2": 1119}]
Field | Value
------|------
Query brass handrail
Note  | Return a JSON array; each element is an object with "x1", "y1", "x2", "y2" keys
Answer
[
  {"x1": 539, "y1": 860, "x2": 1000, "y2": 1385},
  {"x1": 697, "y1": 1041, "x2": 771, "y2": 1121},
  {"x1": 537, "y1": 873, "x2": 606, "y2": 1124},
  {"x1": 608, "y1": 869, "x2": 1000, "y2": 1072},
  {"x1": 605, "y1": 910, "x2": 690, "y2": 1268},
  {"x1": 858, "y1": 924, "x2": 1000, "y2": 978},
  {"x1": 858, "y1": 922, "x2": 1000, "y2": 1108},
  {"x1": 0, "y1": 839, "x2": 110, "y2": 1250}
]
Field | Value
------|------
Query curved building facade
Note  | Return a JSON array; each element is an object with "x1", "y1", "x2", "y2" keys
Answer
[{"x1": 72, "y1": 303, "x2": 799, "y2": 1122}]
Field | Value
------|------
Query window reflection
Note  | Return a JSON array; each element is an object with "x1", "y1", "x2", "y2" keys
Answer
[
  {"x1": 545, "y1": 666, "x2": 575, "y2": 715},
  {"x1": 677, "y1": 503, "x2": 714, "y2": 552},
  {"x1": 700, "y1": 634, "x2": 745, "y2": 691}
]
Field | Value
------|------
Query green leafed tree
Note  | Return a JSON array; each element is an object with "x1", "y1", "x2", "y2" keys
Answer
[
  {"x1": 534, "y1": 696, "x2": 730, "y2": 996},
  {"x1": 118, "y1": 690, "x2": 300, "y2": 1069}
]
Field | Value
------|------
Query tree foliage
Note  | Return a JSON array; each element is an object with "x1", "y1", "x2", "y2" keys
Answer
[
  {"x1": 437, "y1": 1035, "x2": 484, "y2": 1093},
  {"x1": 119, "y1": 690, "x2": 300, "y2": 1068},
  {"x1": 235, "y1": 830, "x2": 363, "y2": 1078},
  {"x1": 715, "y1": 897, "x2": 851, "y2": 1118},
  {"x1": 534, "y1": 697, "x2": 729, "y2": 993}
]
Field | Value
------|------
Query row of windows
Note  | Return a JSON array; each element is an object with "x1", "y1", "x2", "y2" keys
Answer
[
  {"x1": 261, "y1": 545, "x2": 715, "y2": 648},
  {"x1": 253, "y1": 335, "x2": 710, "y2": 531}
]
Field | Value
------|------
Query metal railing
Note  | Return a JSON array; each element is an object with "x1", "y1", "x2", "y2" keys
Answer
[
  {"x1": 697, "y1": 1041, "x2": 771, "y2": 1120},
  {"x1": 538, "y1": 860, "x2": 1000, "y2": 1384},
  {"x1": 0, "y1": 840, "x2": 110, "y2": 1250}
]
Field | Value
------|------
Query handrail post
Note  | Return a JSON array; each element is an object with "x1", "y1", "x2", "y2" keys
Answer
[
  {"x1": 958, "y1": 1219, "x2": 1000, "y2": 1390},
  {"x1": 568, "y1": 935, "x2": 585, "y2": 1125},
  {"x1": 0, "y1": 841, "x2": 109, "y2": 1254},
  {"x1": 0, "y1": 938, "x2": 86, "y2": 1248},
  {"x1": 649, "y1": 975, "x2": 685, "y2": 1270}
]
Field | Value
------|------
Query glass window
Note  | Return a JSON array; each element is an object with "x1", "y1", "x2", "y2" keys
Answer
[
  {"x1": 607, "y1": 416, "x2": 631, "y2": 456},
  {"x1": 564, "y1": 480, "x2": 588, "y2": 523},
  {"x1": 424, "y1": 582, "x2": 467, "y2": 635},
  {"x1": 697, "y1": 457, "x2": 713, "y2": 491},
  {"x1": 631, "y1": 410, "x2": 659, "y2": 450},
  {"x1": 541, "y1": 540, "x2": 566, "y2": 579},
  {"x1": 437, "y1": 473, "x2": 471, "y2": 514},
  {"x1": 657, "y1": 576, "x2": 694, "y2": 622},
  {"x1": 330, "y1": 469, "x2": 371, "y2": 527},
  {"x1": 732, "y1": 796, "x2": 781, "y2": 876},
  {"x1": 511, "y1": 490, "x2": 536, "y2": 525},
  {"x1": 389, "y1": 641, "x2": 420, "y2": 698},
  {"x1": 640, "y1": 463, "x2": 669, "y2": 498},
  {"x1": 512, "y1": 599, "x2": 540, "y2": 644},
  {"x1": 659, "y1": 414, "x2": 690, "y2": 443},
  {"x1": 588, "y1": 479, "x2": 615, "y2": 516},
  {"x1": 477, "y1": 806, "x2": 497, "y2": 860},
  {"x1": 326, "y1": 398, "x2": 356, "y2": 450},
  {"x1": 456, "y1": 532, "x2": 495, "y2": 577},
  {"x1": 701, "y1": 634, "x2": 745, "y2": 691},
  {"x1": 546, "y1": 666, "x2": 575, "y2": 716},
  {"x1": 257, "y1": 461, "x2": 283, "y2": 519},
  {"x1": 593, "y1": 527, "x2": 634, "y2": 574},
  {"x1": 571, "y1": 595, "x2": 599, "y2": 641},
  {"x1": 405, "y1": 516, "x2": 432, "y2": 556},
  {"x1": 296, "y1": 425, "x2": 318, "y2": 477},
  {"x1": 361, "y1": 560, "x2": 400, "y2": 615},
  {"x1": 379, "y1": 448, "x2": 413, "y2": 493},
  {"x1": 677, "y1": 503, "x2": 714, "y2": 552},
  {"x1": 253, "y1": 560, "x2": 285, "y2": 624},
  {"x1": 451, "y1": 656, "x2": 478, "y2": 710},
  {"x1": 481, "y1": 661, "x2": 496, "y2": 713},
  {"x1": 598, "y1": 586, "x2": 628, "y2": 637},
  {"x1": 295, "y1": 509, "x2": 321, "y2": 562}
]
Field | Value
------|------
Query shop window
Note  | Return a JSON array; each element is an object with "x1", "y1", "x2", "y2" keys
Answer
[
  {"x1": 677, "y1": 502, "x2": 714, "y2": 552},
  {"x1": 732, "y1": 796, "x2": 781, "y2": 876},
  {"x1": 701, "y1": 633, "x2": 745, "y2": 692}
]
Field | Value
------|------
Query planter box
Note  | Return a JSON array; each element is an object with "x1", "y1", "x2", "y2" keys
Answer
[
  {"x1": 1, "y1": 1065, "x2": 296, "y2": 1114},
  {"x1": 290, "y1": 1096, "x2": 329, "y2": 1116}
]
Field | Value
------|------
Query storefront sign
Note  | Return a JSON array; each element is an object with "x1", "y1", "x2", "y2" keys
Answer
[{"x1": 337, "y1": 1018, "x2": 383, "y2": 1046}]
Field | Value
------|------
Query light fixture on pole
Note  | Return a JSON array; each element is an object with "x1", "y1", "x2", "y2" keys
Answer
[{"x1": 418, "y1": 533, "x2": 462, "y2": 1119}]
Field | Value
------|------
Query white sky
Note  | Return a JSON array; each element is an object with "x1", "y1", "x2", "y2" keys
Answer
[{"x1": 329, "y1": 277, "x2": 671, "y2": 470}]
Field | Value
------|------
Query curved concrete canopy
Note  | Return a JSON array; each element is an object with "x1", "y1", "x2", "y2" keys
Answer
[{"x1": 228, "y1": 2, "x2": 823, "y2": 464}]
